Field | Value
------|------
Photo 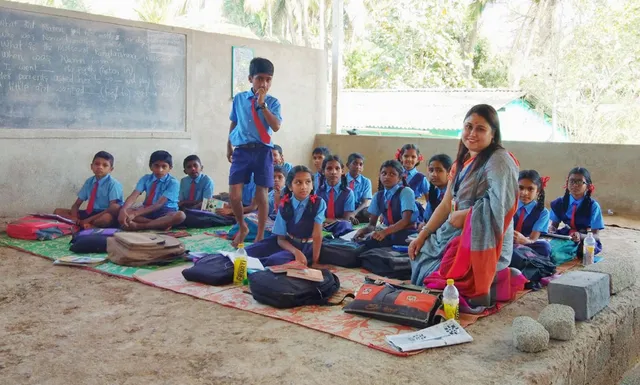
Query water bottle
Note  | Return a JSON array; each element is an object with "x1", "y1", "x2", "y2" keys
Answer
[
  {"x1": 233, "y1": 243, "x2": 248, "y2": 285},
  {"x1": 443, "y1": 279, "x2": 459, "y2": 321},
  {"x1": 583, "y1": 230, "x2": 596, "y2": 266}
]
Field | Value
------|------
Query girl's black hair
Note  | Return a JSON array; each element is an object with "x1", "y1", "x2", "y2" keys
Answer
[
  {"x1": 427, "y1": 154, "x2": 453, "y2": 210},
  {"x1": 319, "y1": 155, "x2": 348, "y2": 192},
  {"x1": 562, "y1": 167, "x2": 594, "y2": 221},
  {"x1": 519, "y1": 169, "x2": 546, "y2": 210},
  {"x1": 347, "y1": 152, "x2": 365, "y2": 166},
  {"x1": 281, "y1": 165, "x2": 316, "y2": 220},
  {"x1": 273, "y1": 165, "x2": 285, "y2": 176},
  {"x1": 377, "y1": 160, "x2": 408, "y2": 191},
  {"x1": 455, "y1": 104, "x2": 503, "y2": 175},
  {"x1": 396, "y1": 144, "x2": 422, "y2": 167}
]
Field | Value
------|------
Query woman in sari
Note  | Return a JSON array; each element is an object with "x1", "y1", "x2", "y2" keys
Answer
[{"x1": 408, "y1": 104, "x2": 521, "y2": 306}]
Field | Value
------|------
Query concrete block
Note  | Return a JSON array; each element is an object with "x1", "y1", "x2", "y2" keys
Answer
[
  {"x1": 583, "y1": 260, "x2": 636, "y2": 294},
  {"x1": 512, "y1": 316, "x2": 549, "y2": 353},
  {"x1": 548, "y1": 271, "x2": 610, "y2": 321},
  {"x1": 538, "y1": 304, "x2": 575, "y2": 341}
]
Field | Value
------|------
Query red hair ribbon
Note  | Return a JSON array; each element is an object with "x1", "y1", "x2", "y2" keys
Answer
[
  {"x1": 280, "y1": 194, "x2": 290, "y2": 208},
  {"x1": 540, "y1": 176, "x2": 550, "y2": 189},
  {"x1": 588, "y1": 184, "x2": 595, "y2": 193},
  {"x1": 418, "y1": 154, "x2": 424, "y2": 162},
  {"x1": 394, "y1": 148, "x2": 402, "y2": 160},
  {"x1": 309, "y1": 194, "x2": 318, "y2": 204}
]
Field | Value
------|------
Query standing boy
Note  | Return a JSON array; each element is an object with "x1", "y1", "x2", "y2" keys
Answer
[
  {"x1": 54, "y1": 151, "x2": 123, "y2": 229},
  {"x1": 226, "y1": 57, "x2": 282, "y2": 246},
  {"x1": 119, "y1": 150, "x2": 186, "y2": 230}
]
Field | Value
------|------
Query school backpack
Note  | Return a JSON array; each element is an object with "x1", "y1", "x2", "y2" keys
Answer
[
  {"x1": 69, "y1": 228, "x2": 120, "y2": 253},
  {"x1": 107, "y1": 232, "x2": 186, "y2": 266},
  {"x1": 182, "y1": 253, "x2": 234, "y2": 286},
  {"x1": 343, "y1": 283, "x2": 445, "y2": 329},
  {"x1": 7, "y1": 215, "x2": 76, "y2": 240},
  {"x1": 319, "y1": 238, "x2": 365, "y2": 268},
  {"x1": 358, "y1": 247, "x2": 412, "y2": 280},
  {"x1": 248, "y1": 269, "x2": 340, "y2": 309},
  {"x1": 181, "y1": 209, "x2": 236, "y2": 228},
  {"x1": 227, "y1": 213, "x2": 273, "y2": 242},
  {"x1": 510, "y1": 244, "x2": 556, "y2": 290}
]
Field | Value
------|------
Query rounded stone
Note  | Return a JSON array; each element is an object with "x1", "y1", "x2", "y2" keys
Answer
[
  {"x1": 512, "y1": 316, "x2": 549, "y2": 353},
  {"x1": 538, "y1": 304, "x2": 576, "y2": 341}
]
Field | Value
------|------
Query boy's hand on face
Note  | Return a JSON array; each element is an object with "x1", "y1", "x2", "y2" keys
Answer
[{"x1": 256, "y1": 88, "x2": 266, "y2": 105}]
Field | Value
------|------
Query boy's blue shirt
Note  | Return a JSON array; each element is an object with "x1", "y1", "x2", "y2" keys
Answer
[
  {"x1": 135, "y1": 174, "x2": 180, "y2": 210},
  {"x1": 229, "y1": 90, "x2": 282, "y2": 147},
  {"x1": 77, "y1": 174, "x2": 124, "y2": 210},
  {"x1": 179, "y1": 174, "x2": 214, "y2": 202}
]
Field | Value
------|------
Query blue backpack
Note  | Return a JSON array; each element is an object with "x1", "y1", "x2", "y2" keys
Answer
[
  {"x1": 248, "y1": 269, "x2": 340, "y2": 309},
  {"x1": 319, "y1": 238, "x2": 365, "y2": 268},
  {"x1": 69, "y1": 228, "x2": 120, "y2": 253},
  {"x1": 181, "y1": 253, "x2": 234, "y2": 286}
]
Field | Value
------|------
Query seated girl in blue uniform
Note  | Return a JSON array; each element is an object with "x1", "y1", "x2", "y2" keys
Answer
[
  {"x1": 317, "y1": 155, "x2": 357, "y2": 237},
  {"x1": 395, "y1": 144, "x2": 429, "y2": 221},
  {"x1": 548, "y1": 167, "x2": 604, "y2": 256},
  {"x1": 513, "y1": 170, "x2": 552, "y2": 257},
  {"x1": 423, "y1": 154, "x2": 452, "y2": 224},
  {"x1": 246, "y1": 165, "x2": 326, "y2": 266},
  {"x1": 353, "y1": 160, "x2": 418, "y2": 250}
]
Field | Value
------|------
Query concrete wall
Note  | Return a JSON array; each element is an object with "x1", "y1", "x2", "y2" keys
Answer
[
  {"x1": 314, "y1": 135, "x2": 640, "y2": 217},
  {"x1": 0, "y1": 1, "x2": 326, "y2": 216}
]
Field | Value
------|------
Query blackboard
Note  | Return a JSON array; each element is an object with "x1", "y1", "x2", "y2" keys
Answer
[{"x1": 0, "y1": 6, "x2": 186, "y2": 131}]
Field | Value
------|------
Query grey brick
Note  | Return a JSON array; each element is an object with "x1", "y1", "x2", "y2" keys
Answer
[
  {"x1": 548, "y1": 271, "x2": 610, "y2": 321},
  {"x1": 583, "y1": 259, "x2": 636, "y2": 294}
]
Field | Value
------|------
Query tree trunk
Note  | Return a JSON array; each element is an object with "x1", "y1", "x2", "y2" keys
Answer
[
  {"x1": 512, "y1": 0, "x2": 549, "y2": 88},
  {"x1": 267, "y1": 1, "x2": 273, "y2": 37},
  {"x1": 301, "y1": 0, "x2": 311, "y2": 46},
  {"x1": 464, "y1": 17, "x2": 480, "y2": 80}
]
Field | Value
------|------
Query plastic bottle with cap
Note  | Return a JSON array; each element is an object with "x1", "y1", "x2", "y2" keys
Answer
[
  {"x1": 442, "y1": 279, "x2": 460, "y2": 321},
  {"x1": 233, "y1": 243, "x2": 248, "y2": 285}
]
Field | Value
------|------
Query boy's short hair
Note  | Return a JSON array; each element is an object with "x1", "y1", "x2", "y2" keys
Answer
[
  {"x1": 272, "y1": 144, "x2": 283, "y2": 155},
  {"x1": 250, "y1": 58, "x2": 274, "y2": 76},
  {"x1": 183, "y1": 154, "x2": 201, "y2": 168},
  {"x1": 347, "y1": 152, "x2": 364, "y2": 165},
  {"x1": 312, "y1": 146, "x2": 331, "y2": 157},
  {"x1": 273, "y1": 165, "x2": 285, "y2": 175},
  {"x1": 149, "y1": 150, "x2": 173, "y2": 168},
  {"x1": 93, "y1": 151, "x2": 115, "y2": 167}
]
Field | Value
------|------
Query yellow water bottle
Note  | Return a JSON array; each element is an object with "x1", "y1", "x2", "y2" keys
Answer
[
  {"x1": 233, "y1": 243, "x2": 248, "y2": 285},
  {"x1": 443, "y1": 279, "x2": 460, "y2": 321}
]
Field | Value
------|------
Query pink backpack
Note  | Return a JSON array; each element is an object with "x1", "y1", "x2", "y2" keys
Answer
[{"x1": 7, "y1": 215, "x2": 77, "y2": 240}]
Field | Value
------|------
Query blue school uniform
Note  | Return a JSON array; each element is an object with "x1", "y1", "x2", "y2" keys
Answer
[
  {"x1": 246, "y1": 195, "x2": 326, "y2": 266},
  {"x1": 135, "y1": 174, "x2": 180, "y2": 210},
  {"x1": 423, "y1": 186, "x2": 447, "y2": 223},
  {"x1": 513, "y1": 200, "x2": 551, "y2": 257},
  {"x1": 405, "y1": 168, "x2": 429, "y2": 198},
  {"x1": 361, "y1": 185, "x2": 418, "y2": 249},
  {"x1": 346, "y1": 174, "x2": 373, "y2": 204},
  {"x1": 268, "y1": 190, "x2": 280, "y2": 220},
  {"x1": 313, "y1": 171, "x2": 322, "y2": 190},
  {"x1": 228, "y1": 90, "x2": 282, "y2": 188},
  {"x1": 278, "y1": 162, "x2": 293, "y2": 176},
  {"x1": 77, "y1": 174, "x2": 124, "y2": 212},
  {"x1": 178, "y1": 174, "x2": 214, "y2": 202},
  {"x1": 550, "y1": 195, "x2": 604, "y2": 254},
  {"x1": 317, "y1": 183, "x2": 356, "y2": 237}
]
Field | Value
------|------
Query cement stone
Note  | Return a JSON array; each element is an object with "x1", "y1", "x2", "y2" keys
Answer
[
  {"x1": 584, "y1": 260, "x2": 636, "y2": 294},
  {"x1": 538, "y1": 304, "x2": 576, "y2": 341},
  {"x1": 512, "y1": 316, "x2": 549, "y2": 353},
  {"x1": 548, "y1": 271, "x2": 610, "y2": 321}
]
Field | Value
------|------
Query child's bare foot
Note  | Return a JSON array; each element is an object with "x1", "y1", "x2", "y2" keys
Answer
[
  {"x1": 231, "y1": 225, "x2": 249, "y2": 247},
  {"x1": 124, "y1": 221, "x2": 140, "y2": 231},
  {"x1": 254, "y1": 233, "x2": 264, "y2": 243}
]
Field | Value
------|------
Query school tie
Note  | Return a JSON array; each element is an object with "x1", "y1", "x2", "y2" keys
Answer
[
  {"x1": 144, "y1": 180, "x2": 158, "y2": 207},
  {"x1": 251, "y1": 97, "x2": 271, "y2": 144},
  {"x1": 349, "y1": 179, "x2": 355, "y2": 191},
  {"x1": 515, "y1": 207, "x2": 526, "y2": 233},
  {"x1": 86, "y1": 181, "x2": 99, "y2": 214},
  {"x1": 570, "y1": 203, "x2": 578, "y2": 231},
  {"x1": 188, "y1": 180, "x2": 196, "y2": 201},
  {"x1": 327, "y1": 188, "x2": 335, "y2": 219}
]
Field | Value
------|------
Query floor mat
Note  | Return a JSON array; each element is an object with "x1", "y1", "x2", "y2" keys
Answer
[
  {"x1": 134, "y1": 263, "x2": 498, "y2": 356},
  {"x1": 0, "y1": 228, "x2": 235, "y2": 279}
]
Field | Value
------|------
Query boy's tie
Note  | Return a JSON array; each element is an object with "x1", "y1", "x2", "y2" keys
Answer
[
  {"x1": 349, "y1": 179, "x2": 355, "y2": 191},
  {"x1": 515, "y1": 207, "x2": 526, "y2": 233},
  {"x1": 86, "y1": 181, "x2": 99, "y2": 214},
  {"x1": 188, "y1": 180, "x2": 196, "y2": 201},
  {"x1": 144, "y1": 180, "x2": 158, "y2": 207},
  {"x1": 251, "y1": 97, "x2": 271, "y2": 144},
  {"x1": 327, "y1": 188, "x2": 335, "y2": 219}
]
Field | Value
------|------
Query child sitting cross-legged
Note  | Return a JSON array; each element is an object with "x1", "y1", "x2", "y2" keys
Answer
[
  {"x1": 246, "y1": 165, "x2": 326, "y2": 266},
  {"x1": 118, "y1": 150, "x2": 186, "y2": 231},
  {"x1": 54, "y1": 151, "x2": 123, "y2": 229}
]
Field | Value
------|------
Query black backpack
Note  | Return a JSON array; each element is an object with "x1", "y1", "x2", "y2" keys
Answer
[
  {"x1": 319, "y1": 238, "x2": 365, "y2": 268},
  {"x1": 359, "y1": 247, "x2": 412, "y2": 280},
  {"x1": 181, "y1": 209, "x2": 236, "y2": 228},
  {"x1": 248, "y1": 269, "x2": 340, "y2": 309},
  {"x1": 181, "y1": 254, "x2": 234, "y2": 286}
]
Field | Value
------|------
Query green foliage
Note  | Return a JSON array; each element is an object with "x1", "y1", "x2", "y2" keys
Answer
[{"x1": 472, "y1": 38, "x2": 509, "y2": 88}]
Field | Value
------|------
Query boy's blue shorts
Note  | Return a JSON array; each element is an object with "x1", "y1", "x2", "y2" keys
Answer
[
  {"x1": 229, "y1": 144, "x2": 274, "y2": 188},
  {"x1": 78, "y1": 209, "x2": 105, "y2": 219},
  {"x1": 143, "y1": 207, "x2": 178, "y2": 220}
]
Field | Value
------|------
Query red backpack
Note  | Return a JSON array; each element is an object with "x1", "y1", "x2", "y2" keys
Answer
[{"x1": 7, "y1": 215, "x2": 77, "y2": 240}]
